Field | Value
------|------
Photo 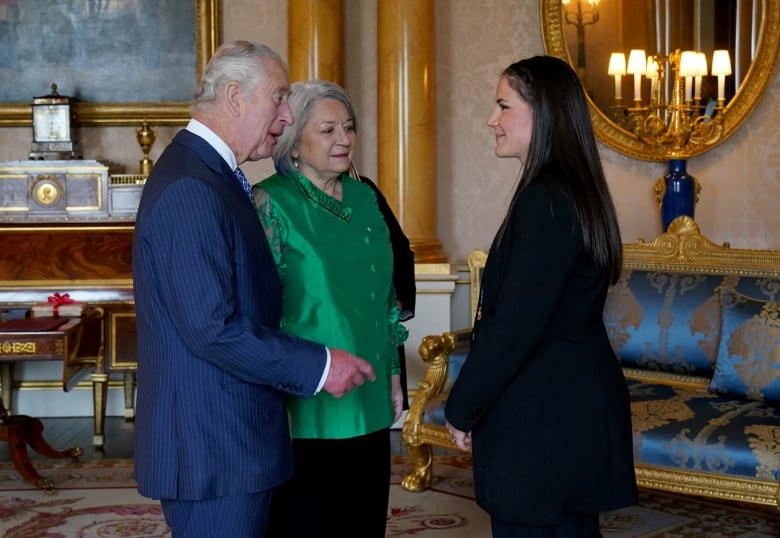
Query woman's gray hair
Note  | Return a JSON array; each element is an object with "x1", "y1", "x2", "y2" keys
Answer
[
  {"x1": 192, "y1": 40, "x2": 286, "y2": 113},
  {"x1": 273, "y1": 80, "x2": 358, "y2": 177}
]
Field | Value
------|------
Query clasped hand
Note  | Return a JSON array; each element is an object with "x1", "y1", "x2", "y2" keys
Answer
[
  {"x1": 323, "y1": 349, "x2": 376, "y2": 398},
  {"x1": 446, "y1": 420, "x2": 472, "y2": 451}
]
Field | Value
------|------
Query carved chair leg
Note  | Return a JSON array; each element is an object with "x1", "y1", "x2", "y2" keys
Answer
[{"x1": 401, "y1": 442, "x2": 434, "y2": 492}]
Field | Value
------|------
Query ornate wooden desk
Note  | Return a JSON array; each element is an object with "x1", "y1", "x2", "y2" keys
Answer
[
  {"x1": 0, "y1": 160, "x2": 142, "y2": 448},
  {"x1": 0, "y1": 317, "x2": 89, "y2": 493},
  {"x1": 0, "y1": 222, "x2": 137, "y2": 448}
]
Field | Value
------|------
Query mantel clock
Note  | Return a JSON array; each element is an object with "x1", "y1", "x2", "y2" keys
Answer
[{"x1": 30, "y1": 84, "x2": 78, "y2": 160}]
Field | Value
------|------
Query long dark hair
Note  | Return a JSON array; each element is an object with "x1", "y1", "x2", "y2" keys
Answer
[{"x1": 496, "y1": 55, "x2": 622, "y2": 284}]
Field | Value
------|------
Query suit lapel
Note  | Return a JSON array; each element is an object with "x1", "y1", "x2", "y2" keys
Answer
[{"x1": 172, "y1": 130, "x2": 257, "y2": 221}]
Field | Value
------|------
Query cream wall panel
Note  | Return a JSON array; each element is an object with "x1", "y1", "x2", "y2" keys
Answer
[
  {"x1": 219, "y1": 0, "x2": 288, "y2": 184},
  {"x1": 435, "y1": 1, "x2": 542, "y2": 259}
]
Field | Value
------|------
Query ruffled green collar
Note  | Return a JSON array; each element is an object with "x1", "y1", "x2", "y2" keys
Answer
[{"x1": 293, "y1": 170, "x2": 353, "y2": 222}]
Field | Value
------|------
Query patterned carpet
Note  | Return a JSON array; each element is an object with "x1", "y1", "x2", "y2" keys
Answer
[{"x1": 0, "y1": 454, "x2": 779, "y2": 537}]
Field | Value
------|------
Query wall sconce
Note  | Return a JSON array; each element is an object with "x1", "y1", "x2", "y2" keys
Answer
[{"x1": 562, "y1": 0, "x2": 600, "y2": 86}]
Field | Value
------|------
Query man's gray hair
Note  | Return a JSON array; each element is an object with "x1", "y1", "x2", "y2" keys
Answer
[
  {"x1": 273, "y1": 80, "x2": 358, "y2": 177},
  {"x1": 192, "y1": 40, "x2": 287, "y2": 112}
]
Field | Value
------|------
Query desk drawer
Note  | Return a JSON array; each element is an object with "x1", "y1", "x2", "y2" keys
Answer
[{"x1": 0, "y1": 318, "x2": 80, "y2": 361}]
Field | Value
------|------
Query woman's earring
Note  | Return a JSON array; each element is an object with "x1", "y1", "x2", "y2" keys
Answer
[{"x1": 293, "y1": 159, "x2": 300, "y2": 169}]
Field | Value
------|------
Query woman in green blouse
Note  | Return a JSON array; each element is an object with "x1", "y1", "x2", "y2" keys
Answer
[{"x1": 254, "y1": 80, "x2": 408, "y2": 537}]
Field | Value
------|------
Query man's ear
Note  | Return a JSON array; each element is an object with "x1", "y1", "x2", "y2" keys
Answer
[{"x1": 224, "y1": 81, "x2": 243, "y2": 117}]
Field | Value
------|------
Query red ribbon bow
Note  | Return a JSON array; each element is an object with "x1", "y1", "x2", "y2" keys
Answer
[
  {"x1": 47, "y1": 292, "x2": 77, "y2": 316},
  {"x1": 48, "y1": 292, "x2": 75, "y2": 305}
]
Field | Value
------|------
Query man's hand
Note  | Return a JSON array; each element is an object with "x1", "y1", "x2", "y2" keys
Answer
[
  {"x1": 446, "y1": 420, "x2": 472, "y2": 451},
  {"x1": 323, "y1": 349, "x2": 376, "y2": 398}
]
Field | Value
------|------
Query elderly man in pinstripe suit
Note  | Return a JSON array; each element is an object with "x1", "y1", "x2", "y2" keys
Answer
[{"x1": 132, "y1": 41, "x2": 375, "y2": 538}]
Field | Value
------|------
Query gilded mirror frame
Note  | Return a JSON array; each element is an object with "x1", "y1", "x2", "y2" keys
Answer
[
  {"x1": 0, "y1": 0, "x2": 220, "y2": 127},
  {"x1": 541, "y1": 0, "x2": 780, "y2": 161}
]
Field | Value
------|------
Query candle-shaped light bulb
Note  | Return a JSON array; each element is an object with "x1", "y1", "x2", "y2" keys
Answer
[
  {"x1": 645, "y1": 56, "x2": 658, "y2": 102},
  {"x1": 694, "y1": 52, "x2": 707, "y2": 100},
  {"x1": 679, "y1": 50, "x2": 698, "y2": 103},
  {"x1": 608, "y1": 52, "x2": 626, "y2": 100},
  {"x1": 711, "y1": 49, "x2": 732, "y2": 103},
  {"x1": 626, "y1": 49, "x2": 646, "y2": 102}
]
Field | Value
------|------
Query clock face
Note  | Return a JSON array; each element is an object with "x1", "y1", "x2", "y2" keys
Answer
[{"x1": 33, "y1": 104, "x2": 71, "y2": 143}]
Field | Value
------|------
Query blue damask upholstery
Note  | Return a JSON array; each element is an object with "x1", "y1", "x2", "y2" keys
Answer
[
  {"x1": 604, "y1": 271, "x2": 780, "y2": 376},
  {"x1": 709, "y1": 289, "x2": 780, "y2": 404},
  {"x1": 630, "y1": 380, "x2": 780, "y2": 481},
  {"x1": 604, "y1": 270, "x2": 721, "y2": 375}
]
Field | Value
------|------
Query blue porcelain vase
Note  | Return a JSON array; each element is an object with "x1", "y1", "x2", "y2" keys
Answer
[{"x1": 661, "y1": 159, "x2": 696, "y2": 231}]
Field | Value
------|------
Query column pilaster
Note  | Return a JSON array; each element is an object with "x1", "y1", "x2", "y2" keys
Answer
[
  {"x1": 287, "y1": 0, "x2": 343, "y2": 84},
  {"x1": 378, "y1": 0, "x2": 445, "y2": 262}
]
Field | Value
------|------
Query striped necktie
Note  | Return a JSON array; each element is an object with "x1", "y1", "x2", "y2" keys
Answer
[{"x1": 234, "y1": 167, "x2": 254, "y2": 203}]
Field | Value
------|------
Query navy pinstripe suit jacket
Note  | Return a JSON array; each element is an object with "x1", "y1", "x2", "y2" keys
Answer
[{"x1": 132, "y1": 130, "x2": 327, "y2": 500}]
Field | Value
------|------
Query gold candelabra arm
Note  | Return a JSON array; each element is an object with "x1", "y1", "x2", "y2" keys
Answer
[
  {"x1": 634, "y1": 112, "x2": 666, "y2": 141},
  {"x1": 688, "y1": 112, "x2": 724, "y2": 145}
]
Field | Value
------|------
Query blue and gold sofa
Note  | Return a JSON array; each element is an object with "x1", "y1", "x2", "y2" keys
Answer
[{"x1": 401, "y1": 216, "x2": 780, "y2": 509}]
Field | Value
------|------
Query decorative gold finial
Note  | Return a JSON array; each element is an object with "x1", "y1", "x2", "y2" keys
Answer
[{"x1": 136, "y1": 119, "x2": 156, "y2": 175}]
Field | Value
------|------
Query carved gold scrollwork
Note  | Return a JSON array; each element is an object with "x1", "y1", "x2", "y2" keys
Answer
[{"x1": 0, "y1": 341, "x2": 36, "y2": 354}]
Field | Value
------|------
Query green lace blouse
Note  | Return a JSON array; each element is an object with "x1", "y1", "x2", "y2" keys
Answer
[{"x1": 254, "y1": 171, "x2": 408, "y2": 439}]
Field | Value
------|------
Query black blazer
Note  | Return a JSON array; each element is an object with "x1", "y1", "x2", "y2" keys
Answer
[
  {"x1": 359, "y1": 176, "x2": 416, "y2": 317},
  {"x1": 445, "y1": 181, "x2": 637, "y2": 524}
]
